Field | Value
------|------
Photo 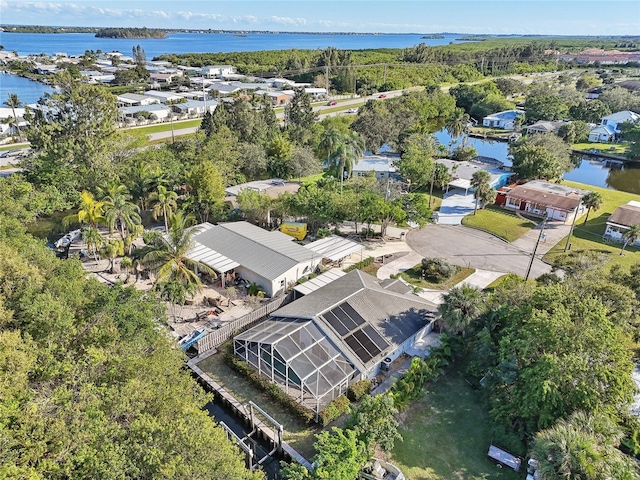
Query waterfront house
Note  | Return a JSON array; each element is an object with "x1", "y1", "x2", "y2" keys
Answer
[
  {"x1": 435, "y1": 158, "x2": 512, "y2": 194},
  {"x1": 233, "y1": 269, "x2": 438, "y2": 416},
  {"x1": 482, "y1": 110, "x2": 524, "y2": 130},
  {"x1": 188, "y1": 221, "x2": 321, "y2": 298},
  {"x1": 589, "y1": 110, "x2": 640, "y2": 143},
  {"x1": 525, "y1": 120, "x2": 568, "y2": 135},
  {"x1": 352, "y1": 154, "x2": 401, "y2": 180},
  {"x1": 503, "y1": 180, "x2": 589, "y2": 223},
  {"x1": 201, "y1": 65, "x2": 237, "y2": 78},
  {"x1": 604, "y1": 201, "x2": 640, "y2": 246}
]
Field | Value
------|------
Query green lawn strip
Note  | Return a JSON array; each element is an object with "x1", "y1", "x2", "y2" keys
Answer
[
  {"x1": 572, "y1": 142, "x2": 628, "y2": 155},
  {"x1": 399, "y1": 266, "x2": 475, "y2": 290},
  {"x1": 542, "y1": 180, "x2": 640, "y2": 269},
  {"x1": 462, "y1": 205, "x2": 537, "y2": 242},
  {"x1": 123, "y1": 118, "x2": 203, "y2": 135},
  {"x1": 390, "y1": 362, "x2": 522, "y2": 480},
  {"x1": 197, "y1": 349, "x2": 319, "y2": 459}
]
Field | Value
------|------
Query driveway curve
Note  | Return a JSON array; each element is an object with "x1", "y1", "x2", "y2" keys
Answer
[{"x1": 407, "y1": 224, "x2": 552, "y2": 279}]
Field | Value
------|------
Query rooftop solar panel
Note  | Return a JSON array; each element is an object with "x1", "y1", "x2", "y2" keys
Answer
[
  {"x1": 323, "y1": 310, "x2": 349, "y2": 336},
  {"x1": 352, "y1": 329, "x2": 382, "y2": 359},
  {"x1": 345, "y1": 335, "x2": 372, "y2": 363},
  {"x1": 340, "y1": 303, "x2": 366, "y2": 326},
  {"x1": 363, "y1": 324, "x2": 390, "y2": 351},
  {"x1": 333, "y1": 306, "x2": 358, "y2": 331}
]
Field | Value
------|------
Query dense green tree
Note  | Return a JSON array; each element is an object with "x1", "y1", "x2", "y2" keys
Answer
[
  {"x1": 575, "y1": 74, "x2": 601, "y2": 91},
  {"x1": 285, "y1": 89, "x2": 317, "y2": 144},
  {"x1": 185, "y1": 160, "x2": 225, "y2": 223},
  {"x1": 598, "y1": 86, "x2": 640, "y2": 113},
  {"x1": 312, "y1": 427, "x2": 368, "y2": 480},
  {"x1": 525, "y1": 92, "x2": 569, "y2": 123},
  {"x1": 429, "y1": 163, "x2": 452, "y2": 208},
  {"x1": 347, "y1": 394, "x2": 401, "y2": 451},
  {"x1": 238, "y1": 142, "x2": 269, "y2": 180},
  {"x1": 620, "y1": 121, "x2": 640, "y2": 160},
  {"x1": 236, "y1": 189, "x2": 272, "y2": 227},
  {"x1": 438, "y1": 285, "x2": 484, "y2": 336},
  {"x1": 290, "y1": 145, "x2": 322, "y2": 180},
  {"x1": 509, "y1": 133, "x2": 572, "y2": 180},
  {"x1": 492, "y1": 78, "x2": 523, "y2": 97},
  {"x1": 531, "y1": 411, "x2": 640, "y2": 480},
  {"x1": 557, "y1": 120, "x2": 590, "y2": 143},
  {"x1": 350, "y1": 100, "x2": 397, "y2": 152},
  {"x1": 469, "y1": 94, "x2": 515, "y2": 121},
  {"x1": 569, "y1": 99, "x2": 611, "y2": 123},
  {"x1": 150, "y1": 185, "x2": 178, "y2": 231},
  {"x1": 397, "y1": 133, "x2": 437, "y2": 189},
  {"x1": 0, "y1": 174, "x2": 66, "y2": 224},
  {"x1": 450, "y1": 82, "x2": 500, "y2": 113}
]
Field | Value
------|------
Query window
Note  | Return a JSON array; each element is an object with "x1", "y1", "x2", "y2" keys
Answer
[{"x1": 280, "y1": 280, "x2": 285, "y2": 287}]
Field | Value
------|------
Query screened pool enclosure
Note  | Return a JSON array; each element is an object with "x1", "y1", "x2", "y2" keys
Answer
[{"x1": 234, "y1": 317, "x2": 358, "y2": 415}]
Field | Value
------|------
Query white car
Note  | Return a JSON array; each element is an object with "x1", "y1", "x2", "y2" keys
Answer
[{"x1": 345, "y1": 108, "x2": 358, "y2": 114}]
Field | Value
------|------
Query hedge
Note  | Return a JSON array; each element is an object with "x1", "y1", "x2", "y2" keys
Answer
[
  {"x1": 222, "y1": 343, "x2": 315, "y2": 424},
  {"x1": 318, "y1": 395, "x2": 351, "y2": 426},
  {"x1": 347, "y1": 380, "x2": 372, "y2": 402},
  {"x1": 343, "y1": 256, "x2": 374, "y2": 273}
]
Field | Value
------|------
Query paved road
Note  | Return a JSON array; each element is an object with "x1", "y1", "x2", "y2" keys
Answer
[{"x1": 407, "y1": 224, "x2": 552, "y2": 279}]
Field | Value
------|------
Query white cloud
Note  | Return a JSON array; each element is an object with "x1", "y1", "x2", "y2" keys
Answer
[{"x1": 268, "y1": 16, "x2": 307, "y2": 26}]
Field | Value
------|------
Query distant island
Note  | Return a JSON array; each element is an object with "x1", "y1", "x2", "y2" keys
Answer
[
  {"x1": 95, "y1": 27, "x2": 167, "y2": 39},
  {"x1": 421, "y1": 34, "x2": 444, "y2": 39}
]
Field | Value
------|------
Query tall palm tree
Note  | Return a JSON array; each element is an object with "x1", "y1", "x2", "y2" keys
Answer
[
  {"x1": 100, "y1": 183, "x2": 141, "y2": 241},
  {"x1": 63, "y1": 190, "x2": 106, "y2": 229},
  {"x1": 143, "y1": 211, "x2": 215, "y2": 290},
  {"x1": 471, "y1": 170, "x2": 492, "y2": 215},
  {"x1": 438, "y1": 285, "x2": 484, "y2": 337},
  {"x1": 337, "y1": 131, "x2": 365, "y2": 193},
  {"x1": 445, "y1": 108, "x2": 470, "y2": 148},
  {"x1": 318, "y1": 127, "x2": 342, "y2": 167},
  {"x1": 150, "y1": 185, "x2": 178, "y2": 232},
  {"x1": 4, "y1": 93, "x2": 22, "y2": 141},
  {"x1": 82, "y1": 226, "x2": 103, "y2": 263},
  {"x1": 581, "y1": 191, "x2": 603, "y2": 225},
  {"x1": 129, "y1": 162, "x2": 162, "y2": 211},
  {"x1": 620, "y1": 224, "x2": 640, "y2": 256}
]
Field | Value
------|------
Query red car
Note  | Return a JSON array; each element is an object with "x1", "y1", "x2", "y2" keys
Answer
[
  {"x1": 327, "y1": 101, "x2": 337, "y2": 106},
  {"x1": 378, "y1": 94, "x2": 387, "y2": 99}
]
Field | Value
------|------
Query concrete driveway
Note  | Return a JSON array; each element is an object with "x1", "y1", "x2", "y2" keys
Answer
[
  {"x1": 436, "y1": 189, "x2": 475, "y2": 225},
  {"x1": 407, "y1": 224, "x2": 553, "y2": 278}
]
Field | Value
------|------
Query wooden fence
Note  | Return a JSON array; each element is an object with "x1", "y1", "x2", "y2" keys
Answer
[{"x1": 196, "y1": 292, "x2": 293, "y2": 353}]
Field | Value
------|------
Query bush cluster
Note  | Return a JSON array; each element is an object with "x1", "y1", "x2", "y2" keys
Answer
[
  {"x1": 222, "y1": 343, "x2": 315, "y2": 424},
  {"x1": 343, "y1": 256, "x2": 374, "y2": 273},
  {"x1": 347, "y1": 380, "x2": 372, "y2": 402},
  {"x1": 318, "y1": 395, "x2": 351, "y2": 426},
  {"x1": 421, "y1": 257, "x2": 457, "y2": 282}
]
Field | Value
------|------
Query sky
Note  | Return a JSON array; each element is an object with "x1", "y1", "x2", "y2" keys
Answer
[{"x1": 0, "y1": 0, "x2": 639, "y2": 36}]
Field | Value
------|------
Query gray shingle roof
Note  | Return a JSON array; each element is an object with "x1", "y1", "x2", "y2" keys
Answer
[
  {"x1": 608, "y1": 203, "x2": 640, "y2": 228},
  {"x1": 192, "y1": 221, "x2": 316, "y2": 280}
]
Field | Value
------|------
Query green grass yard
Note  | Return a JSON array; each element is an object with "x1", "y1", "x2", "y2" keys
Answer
[
  {"x1": 462, "y1": 205, "x2": 538, "y2": 242},
  {"x1": 543, "y1": 180, "x2": 640, "y2": 270},
  {"x1": 572, "y1": 142, "x2": 628, "y2": 156},
  {"x1": 399, "y1": 265, "x2": 475, "y2": 290},
  {"x1": 390, "y1": 363, "x2": 522, "y2": 480}
]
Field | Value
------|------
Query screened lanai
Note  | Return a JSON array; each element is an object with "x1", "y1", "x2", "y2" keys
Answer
[{"x1": 234, "y1": 317, "x2": 358, "y2": 415}]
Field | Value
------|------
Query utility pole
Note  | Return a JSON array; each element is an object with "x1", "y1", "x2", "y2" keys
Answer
[
  {"x1": 563, "y1": 201, "x2": 581, "y2": 252},
  {"x1": 383, "y1": 64, "x2": 387, "y2": 84},
  {"x1": 325, "y1": 65, "x2": 329, "y2": 98},
  {"x1": 525, "y1": 217, "x2": 548, "y2": 281}
]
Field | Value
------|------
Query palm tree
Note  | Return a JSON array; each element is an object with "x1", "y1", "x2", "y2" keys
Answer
[
  {"x1": 318, "y1": 127, "x2": 342, "y2": 167},
  {"x1": 129, "y1": 162, "x2": 162, "y2": 211},
  {"x1": 63, "y1": 190, "x2": 106, "y2": 229},
  {"x1": 4, "y1": 93, "x2": 22, "y2": 141},
  {"x1": 438, "y1": 285, "x2": 484, "y2": 337},
  {"x1": 620, "y1": 224, "x2": 640, "y2": 256},
  {"x1": 143, "y1": 211, "x2": 215, "y2": 290},
  {"x1": 471, "y1": 170, "x2": 492, "y2": 215},
  {"x1": 150, "y1": 185, "x2": 178, "y2": 231},
  {"x1": 581, "y1": 191, "x2": 603, "y2": 225},
  {"x1": 100, "y1": 182, "x2": 141, "y2": 241},
  {"x1": 82, "y1": 226, "x2": 103, "y2": 263},
  {"x1": 445, "y1": 108, "x2": 470, "y2": 148},
  {"x1": 337, "y1": 131, "x2": 365, "y2": 193}
]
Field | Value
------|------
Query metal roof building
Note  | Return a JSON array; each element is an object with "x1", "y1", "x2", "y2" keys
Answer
[
  {"x1": 234, "y1": 270, "x2": 439, "y2": 417},
  {"x1": 190, "y1": 222, "x2": 321, "y2": 297}
]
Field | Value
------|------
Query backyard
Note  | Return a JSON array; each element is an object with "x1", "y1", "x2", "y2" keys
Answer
[
  {"x1": 572, "y1": 142, "x2": 629, "y2": 156},
  {"x1": 390, "y1": 362, "x2": 522, "y2": 480},
  {"x1": 462, "y1": 205, "x2": 537, "y2": 242},
  {"x1": 544, "y1": 180, "x2": 640, "y2": 270}
]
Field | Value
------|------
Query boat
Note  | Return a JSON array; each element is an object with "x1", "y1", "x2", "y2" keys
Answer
[
  {"x1": 179, "y1": 328, "x2": 207, "y2": 351},
  {"x1": 54, "y1": 229, "x2": 81, "y2": 248}
]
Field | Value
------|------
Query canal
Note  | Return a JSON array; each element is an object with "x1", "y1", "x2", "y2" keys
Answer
[{"x1": 433, "y1": 130, "x2": 640, "y2": 195}]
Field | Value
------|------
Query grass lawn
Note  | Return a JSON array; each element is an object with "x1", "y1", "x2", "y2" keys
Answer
[
  {"x1": 123, "y1": 118, "x2": 203, "y2": 135},
  {"x1": 390, "y1": 362, "x2": 522, "y2": 480},
  {"x1": 197, "y1": 348, "x2": 319, "y2": 459},
  {"x1": 572, "y1": 142, "x2": 628, "y2": 156},
  {"x1": 399, "y1": 265, "x2": 475, "y2": 290},
  {"x1": 543, "y1": 180, "x2": 640, "y2": 270},
  {"x1": 462, "y1": 205, "x2": 538, "y2": 242}
]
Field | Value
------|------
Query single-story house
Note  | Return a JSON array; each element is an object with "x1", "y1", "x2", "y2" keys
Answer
[
  {"x1": 482, "y1": 110, "x2": 524, "y2": 130},
  {"x1": 604, "y1": 201, "x2": 640, "y2": 246},
  {"x1": 34, "y1": 64, "x2": 59, "y2": 75},
  {"x1": 233, "y1": 269, "x2": 439, "y2": 416},
  {"x1": 352, "y1": 154, "x2": 401, "y2": 180},
  {"x1": 172, "y1": 99, "x2": 217, "y2": 116},
  {"x1": 525, "y1": 120, "x2": 568, "y2": 135},
  {"x1": 149, "y1": 72, "x2": 182, "y2": 85},
  {"x1": 143, "y1": 90, "x2": 184, "y2": 104},
  {"x1": 503, "y1": 180, "x2": 589, "y2": 223},
  {"x1": 255, "y1": 90, "x2": 291, "y2": 105},
  {"x1": 207, "y1": 83, "x2": 244, "y2": 96},
  {"x1": 589, "y1": 110, "x2": 640, "y2": 142},
  {"x1": 119, "y1": 104, "x2": 171, "y2": 121},
  {"x1": 201, "y1": 65, "x2": 237, "y2": 78},
  {"x1": 188, "y1": 221, "x2": 321, "y2": 297},
  {"x1": 435, "y1": 158, "x2": 512, "y2": 194},
  {"x1": 304, "y1": 87, "x2": 328, "y2": 99},
  {"x1": 116, "y1": 93, "x2": 159, "y2": 107}
]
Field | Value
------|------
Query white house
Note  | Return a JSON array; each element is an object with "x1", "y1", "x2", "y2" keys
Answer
[
  {"x1": 116, "y1": 93, "x2": 159, "y2": 107},
  {"x1": 604, "y1": 201, "x2": 640, "y2": 246},
  {"x1": 504, "y1": 180, "x2": 589, "y2": 224},
  {"x1": 188, "y1": 221, "x2": 322, "y2": 297},
  {"x1": 172, "y1": 99, "x2": 218, "y2": 116},
  {"x1": 143, "y1": 90, "x2": 185, "y2": 104},
  {"x1": 352, "y1": 154, "x2": 401, "y2": 180},
  {"x1": 589, "y1": 110, "x2": 640, "y2": 143},
  {"x1": 118, "y1": 104, "x2": 171, "y2": 121},
  {"x1": 304, "y1": 87, "x2": 328, "y2": 99},
  {"x1": 482, "y1": 110, "x2": 524, "y2": 130},
  {"x1": 201, "y1": 65, "x2": 237, "y2": 78}
]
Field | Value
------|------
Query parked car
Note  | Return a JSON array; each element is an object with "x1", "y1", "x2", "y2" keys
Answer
[
  {"x1": 346, "y1": 108, "x2": 358, "y2": 114},
  {"x1": 327, "y1": 101, "x2": 338, "y2": 106},
  {"x1": 378, "y1": 94, "x2": 387, "y2": 99}
]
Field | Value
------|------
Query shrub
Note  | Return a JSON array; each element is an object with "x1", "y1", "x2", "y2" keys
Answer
[
  {"x1": 421, "y1": 257, "x2": 457, "y2": 282},
  {"x1": 347, "y1": 380, "x2": 372, "y2": 402},
  {"x1": 319, "y1": 395, "x2": 351, "y2": 426},
  {"x1": 343, "y1": 256, "x2": 374, "y2": 273},
  {"x1": 316, "y1": 227, "x2": 331, "y2": 239}
]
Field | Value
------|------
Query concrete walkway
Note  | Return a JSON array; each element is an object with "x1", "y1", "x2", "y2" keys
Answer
[{"x1": 436, "y1": 189, "x2": 475, "y2": 225}]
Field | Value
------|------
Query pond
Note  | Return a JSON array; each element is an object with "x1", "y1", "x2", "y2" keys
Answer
[{"x1": 434, "y1": 130, "x2": 640, "y2": 195}]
